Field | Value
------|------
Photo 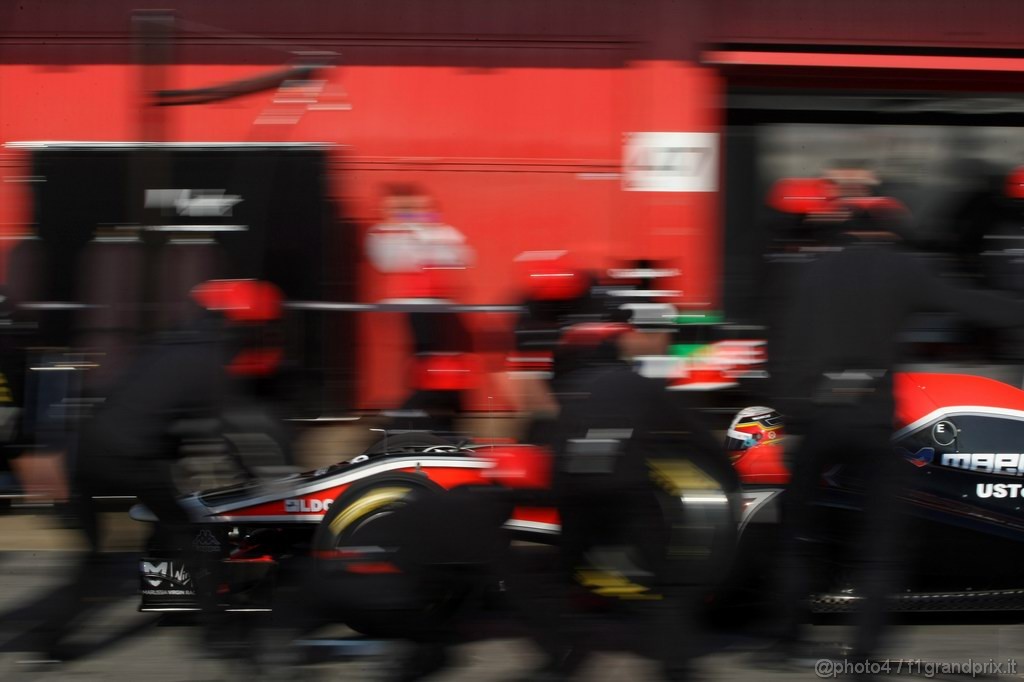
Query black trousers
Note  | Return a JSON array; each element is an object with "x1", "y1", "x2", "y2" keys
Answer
[
  {"x1": 77, "y1": 457, "x2": 192, "y2": 550},
  {"x1": 398, "y1": 311, "x2": 470, "y2": 435},
  {"x1": 515, "y1": 490, "x2": 700, "y2": 680},
  {"x1": 34, "y1": 455, "x2": 211, "y2": 654},
  {"x1": 776, "y1": 405, "x2": 909, "y2": 658}
]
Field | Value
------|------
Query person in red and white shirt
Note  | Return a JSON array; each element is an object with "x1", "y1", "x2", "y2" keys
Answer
[
  {"x1": 366, "y1": 184, "x2": 477, "y2": 434},
  {"x1": 366, "y1": 184, "x2": 473, "y2": 304}
]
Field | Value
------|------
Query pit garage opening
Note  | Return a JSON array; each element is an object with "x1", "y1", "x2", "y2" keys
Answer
[{"x1": 6, "y1": 141, "x2": 357, "y2": 417}]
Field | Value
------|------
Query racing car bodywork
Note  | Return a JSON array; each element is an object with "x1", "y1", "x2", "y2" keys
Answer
[
  {"x1": 732, "y1": 371, "x2": 1024, "y2": 612},
  {"x1": 133, "y1": 371, "x2": 1024, "y2": 618},
  {"x1": 133, "y1": 438, "x2": 558, "y2": 614},
  {"x1": 132, "y1": 431, "x2": 736, "y2": 623}
]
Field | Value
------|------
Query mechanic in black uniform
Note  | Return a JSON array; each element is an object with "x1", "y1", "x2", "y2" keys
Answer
[
  {"x1": 507, "y1": 252, "x2": 608, "y2": 447},
  {"x1": 519, "y1": 310, "x2": 739, "y2": 681},
  {"x1": 0, "y1": 287, "x2": 29, "y2": 494},
  {"x1": 768, "y1": 205, "x2": 1024, "y2": 663},
  {"x1": 371, "y1": 481, "x2": 519, "y2": 682},
  {"x1": 23, "y1": 279, "x2": 285, "y2": 663}
]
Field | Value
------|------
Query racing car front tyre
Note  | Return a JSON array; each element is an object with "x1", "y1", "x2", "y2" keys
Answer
[{"x1": 311, "y1": 473, "x2": 452, "y2": 636}]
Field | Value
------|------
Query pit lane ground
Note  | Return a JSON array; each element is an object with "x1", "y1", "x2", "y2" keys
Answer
[{"x1": 0, "y1": 533, "x2": 1022, "y2": 681}]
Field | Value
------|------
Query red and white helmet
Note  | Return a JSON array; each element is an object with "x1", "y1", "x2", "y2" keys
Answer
[{"x1": 725, "y1": 406, "x2": 785, "y2": 462}]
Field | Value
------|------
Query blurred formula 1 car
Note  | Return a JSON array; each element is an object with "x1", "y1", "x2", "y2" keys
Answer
[
  {"x1": 132, "y1": 369, "x2": 1024, "y2": 623},
  {"x1": 132, "y1": 430, "x2": 735, "y2": 631},
  {"x1": 731, "y1": 371, "x2": 1024, "y2": 613}
]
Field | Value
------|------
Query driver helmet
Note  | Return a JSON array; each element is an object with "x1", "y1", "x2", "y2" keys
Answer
[{"x1": 725, "y1": 406, "x2": 785, "y2": 461}]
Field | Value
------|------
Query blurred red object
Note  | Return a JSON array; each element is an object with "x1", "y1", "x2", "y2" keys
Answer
[
  {"x1": 1007, "y1": 167, "x2": 1024, "y2": 198},
  {"x1": 389, "y1": 269, "x2": 462, "y2": 300},
  {"x1": 768, "y1": 178, "x2": 839, "y2": 215},
  {"x1": 482, "y1": 445, "x2": 553, "y2": 489},
  {"x1": 229, "y1": 347, "x2": 285, "y2": 378},
  {"x1": 515, "y1": 253, "x2": 588, "y2": 300},
  {"x1": 839, "y1": 196, "x2": 910, "y2": 220},
  {"x1": 504, "y1": 350, "x2": 553, "y2": 374},
  {"x1": 11, "y1": 452, "x2": 69, "y2": 504},
  {"x1": 412, "y1": 352, "x2": 483, "y2": 391},
  {"x1": 191, "y1": 279, "x2": 285, "y2": 376},
  {"x1": 669, "y1": 366, "x2": 736, "y2": 391},
  {"x1": 561, "y1": 322, "x2": 632, "y2": 347},
  {"x1": 190, "y1": 279, "x2": 283, "y2": 324}
]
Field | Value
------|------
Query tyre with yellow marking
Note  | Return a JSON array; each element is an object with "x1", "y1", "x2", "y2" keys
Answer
[{"x1": 311, "y1": 472, "x2": 444, "y2": 635}]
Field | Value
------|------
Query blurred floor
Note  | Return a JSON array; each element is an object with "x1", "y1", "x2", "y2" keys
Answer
[
  {"x1": 0, "y1": 552, "x2": 1022, "y2": 681},
  {"x1": 3, "y1": 398, "x2": 1024, "y2": 679}
]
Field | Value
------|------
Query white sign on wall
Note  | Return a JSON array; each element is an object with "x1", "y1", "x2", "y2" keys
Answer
[{"x1": 623, "y1": 132, "x2": 718, "y2": 192}]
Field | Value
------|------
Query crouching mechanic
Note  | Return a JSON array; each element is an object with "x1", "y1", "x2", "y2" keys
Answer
[
  {"x1": 27, "y1": 279, "x2": 286, "y2": 662},
  {"x1": 523, "y1": 310, "x2": 740, "y2": 681}
]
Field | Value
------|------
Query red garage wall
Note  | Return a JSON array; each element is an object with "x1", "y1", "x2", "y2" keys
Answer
[{"x1": 0, "y1": 0, "x2": 731, "y2": 411}]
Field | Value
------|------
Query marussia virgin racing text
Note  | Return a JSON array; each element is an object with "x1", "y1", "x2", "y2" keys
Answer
[
  {"x1": 141, "y1": 560, "x2": 195, "y2": 596},
  {"x1": 943, "y1": 453, "x2": 1024, "y2": 476},
  {"x1": 976, "y1": 483, "x2": 1024, "y2": 498}
]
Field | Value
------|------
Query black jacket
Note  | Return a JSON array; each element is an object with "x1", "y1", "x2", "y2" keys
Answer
[
  {"x1": 80, "y1": 316, "x2": 232, "y2": 462},
  {"x1": 552, "y1": 360, "x2": 739, "y2": 498},
  {"x1": 768, "y1": 238, "x2": 1024, "y2": 429}
]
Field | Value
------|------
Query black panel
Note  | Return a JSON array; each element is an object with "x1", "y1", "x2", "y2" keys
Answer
[{"x1": 26, "y1": 145, "x2": 355, "y2": 413}]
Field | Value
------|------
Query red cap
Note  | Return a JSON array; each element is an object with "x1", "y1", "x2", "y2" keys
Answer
[
  {"x1": 481, "y1": 445, "x2": 552, "y2": 490},
  {"x1": 190, "y1": 279, "x2": 283, "y2": 324},
  {"x1": 768, "y1": 178, "x2": 839, "y2": 215},
  {"x1": 515, "y1": 253, "x2": 588, "y2": 301}
]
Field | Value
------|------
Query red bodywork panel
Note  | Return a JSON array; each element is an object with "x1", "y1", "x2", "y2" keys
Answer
[
  {"x1": 224, "y1": 465, "x2": 492, "y2": 518},
  {"x1": 733, "y1": 372, "x2": 1024, "y2": 486},
  {"x1": 203, "y1": 372, "x2": 1024, "y2": 540},
  {"x1": 220, "y1": 460, "x2": 558, "y2": 531},
  {"x1": 893, "y1": 372, "x2": 1024, "y2": 427}
]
